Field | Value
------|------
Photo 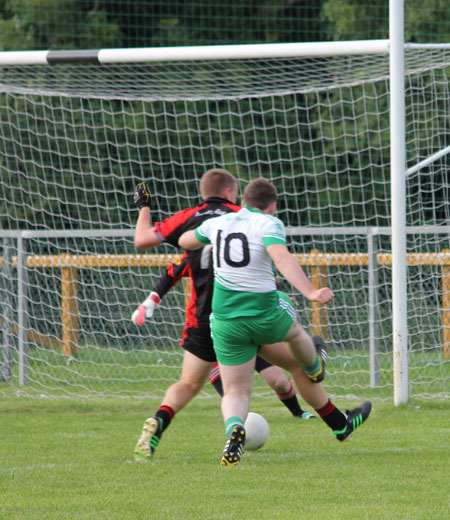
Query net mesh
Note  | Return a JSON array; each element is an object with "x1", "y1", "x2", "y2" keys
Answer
[{"x1": 1, "y1": 48, "x2": 449, "y2": 399}]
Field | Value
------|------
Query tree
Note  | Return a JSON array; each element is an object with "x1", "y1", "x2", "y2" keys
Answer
[
  {"x1": 322, "y1": 0, "x2": 450, "y2": 43},
  {"x1": 0, "y1": 0, "x2": 122, "y2": 51}
]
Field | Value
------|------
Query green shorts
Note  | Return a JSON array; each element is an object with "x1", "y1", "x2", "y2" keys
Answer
[{"x1": 211, "y1": 291, "x2": 296, "y2": 366}]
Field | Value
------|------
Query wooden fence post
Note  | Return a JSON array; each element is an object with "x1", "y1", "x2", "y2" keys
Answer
[
  {"x1": 442, "y1": 250, "x2": 450, "y2": 359},
  {"x1": 61, "y1": 254, "x2": 79, "y2": 358},
  {"x1": 309, "y1": 249, "x2": 329, "y2": 340}
]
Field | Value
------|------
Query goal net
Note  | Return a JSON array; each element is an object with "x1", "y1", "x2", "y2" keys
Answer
[{"x1": 1, "y1": 46, "x2": 449, "y2": 399}]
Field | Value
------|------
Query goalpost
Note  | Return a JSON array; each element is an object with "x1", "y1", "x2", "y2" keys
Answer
[{"x1": 1, "y1": 25, "x2": 449, "y2": 400}]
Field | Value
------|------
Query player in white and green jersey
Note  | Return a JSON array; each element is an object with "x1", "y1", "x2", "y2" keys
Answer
[
  {"x1": 197, "y1": 206, "x2": 286, "y2": 314},
  {"x1": 179, "y1": 178, "x2": 372, "y2": 466},
  {"x1": 194, "y1": 205, "x2": 298, "y2": 365}
]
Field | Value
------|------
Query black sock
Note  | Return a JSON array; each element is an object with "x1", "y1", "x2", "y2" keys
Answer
[
  {"x1": 280, "y1": 395, "x2": 304, "y2": 417},
  {"x1": 155, "y1": 405, "x2": 174, "y2": 434},
  {"x1": 276, "y1": 381, "x2": 304, "y2": 417},
  {"x1": 315, "y1": 400, "x2": 347, "y2": 430},
  {"x1": 211, "y1": 377, "x2": 224, "y2": 397}
]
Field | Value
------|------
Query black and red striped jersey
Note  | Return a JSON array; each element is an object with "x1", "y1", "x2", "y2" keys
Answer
[{"x1": 153, "y1": 196, "x2": 240, "y2": 330}]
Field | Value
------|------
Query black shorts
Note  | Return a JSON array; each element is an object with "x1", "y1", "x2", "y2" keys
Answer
[{"x1": 180, "y1": 326, "x2": 217, "y2": 363}]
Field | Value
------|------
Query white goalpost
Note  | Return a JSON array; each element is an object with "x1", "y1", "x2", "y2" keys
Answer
[
  {"x1": 1, "y1": 11, "x2": 449, "y2": 401},
  {"x1": 389, "y1": 0, "x2": 408, "y2": 405}
]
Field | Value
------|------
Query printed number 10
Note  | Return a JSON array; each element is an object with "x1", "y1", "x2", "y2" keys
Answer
[{"x1": 216, "y1": 230, "x2": 250, "y2": 268}]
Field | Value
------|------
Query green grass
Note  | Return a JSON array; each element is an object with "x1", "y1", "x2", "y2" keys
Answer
[{"x1": 0, "y1": 397, "x2": 449, "y2": 520}]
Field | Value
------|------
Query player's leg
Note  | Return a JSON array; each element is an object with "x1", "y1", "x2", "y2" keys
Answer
[
  {"x1": 283, "y1": 321, "x2": 326, "y2": 383},
  {"x1": 248, "y1": 295, "x2": 328, "y2": 411},
  {"x1": 259, "y1": 341, "x2": 371, "y2": 440},
  {"x1": 211, "y1": 315, "x2": 258, "y2": 466},
  {"x1": 219, "y1": 357, "x2": 255, "y2": 466},
  {"x1": 134, "y1": 351, "x2": 213, "y2": 461},
  {"x1": 271, "y1": 293, "x2": 326, "y2": 383},
  {"x1": 255, "y1": 357, "x2": 315, "y2": 418},
  {"x1": 259, "y1": 342, "x2": 328, "y2": 409},
  {"x1": 162, "y1": 350, "x2": 213, "y2": 411},
  {"x1": 220, "y1": 358, "x2": 255, "y2": 433}
]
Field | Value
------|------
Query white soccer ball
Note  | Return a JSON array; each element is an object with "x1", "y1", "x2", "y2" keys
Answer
[{"x1": 244, "y1": 412, "x2": 270, "y2": 451}]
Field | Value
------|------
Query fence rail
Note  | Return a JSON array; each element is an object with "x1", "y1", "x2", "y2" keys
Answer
[{"x1": 2, "y1": 227, "x2": 450, "y2": 388}]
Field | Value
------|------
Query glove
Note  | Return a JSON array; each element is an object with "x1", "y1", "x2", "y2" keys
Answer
[
  {"x1": 134, "y1": 182, "x2": 151, "y2": 209},
  {"x1": 132, "y1": 292, "x2": 161, "y2": 325}
]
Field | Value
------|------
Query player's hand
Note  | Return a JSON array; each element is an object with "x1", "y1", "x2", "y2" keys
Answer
[
  {"x1": 131, "y1": 292, "x2": 161, "y2": 325},
  {"x1": 308, "y1": 287, "x2": 334, "y2": 304},
  {"x1": 134, "y1": 182, "x2": 151, "y2": 209}
]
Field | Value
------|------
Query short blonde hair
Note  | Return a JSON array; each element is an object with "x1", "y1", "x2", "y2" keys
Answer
[
  {"x1": 243, "y1": 178, "x2": 277, "y2": 210},
  {"x1": 199, "y1": 168, "x2": 238, "y2": 199}
]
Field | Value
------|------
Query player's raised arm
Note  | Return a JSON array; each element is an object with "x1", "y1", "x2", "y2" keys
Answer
[
  {"x1": 266, "y1": 243, "x2": 334, "y2": 304},
  {"x1": 133, "y1": 182, "x2": 162, "y2": 249}
]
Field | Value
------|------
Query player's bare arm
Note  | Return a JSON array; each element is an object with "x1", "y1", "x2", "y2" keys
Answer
[
  {"x1": 267, "y1": 243, "x2": 334, "y2": 304},
  {"x1": 178, "y1": 229, "x2": 203, "y2": 250},
  {"x1": 133, "y1": 182, "x2": 163, "y2": 249}
]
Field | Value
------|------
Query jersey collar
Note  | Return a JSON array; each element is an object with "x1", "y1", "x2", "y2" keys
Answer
[
  {"x1": 202, "y1": 196, "x2": 234, "y2": 204},
  {"x1": 243, "y1": 204, "x2": 263, "y2": 214}
]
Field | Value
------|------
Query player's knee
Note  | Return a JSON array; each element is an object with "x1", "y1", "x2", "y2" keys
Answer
[
  {"x1": 262, "y1": 369, "x2": 290, "y2": 393},
  {"x1": 224, "y1": 383, "x2": 252, "y2": 398},
  {"x1": 179, "y1": 378, "x2": 205, "y2": 396},
  {"x1": 272, "y1": 378, "x2": 291, "y2": 394}
]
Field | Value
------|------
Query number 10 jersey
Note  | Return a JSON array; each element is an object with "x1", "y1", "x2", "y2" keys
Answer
[{"x1": 195, "y1": 205, "x2": 287, "y2": 319}]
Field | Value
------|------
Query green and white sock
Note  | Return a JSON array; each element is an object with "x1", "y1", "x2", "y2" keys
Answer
[{"x1": 225, "y1": 416, "x2": 244, "y2": 437}]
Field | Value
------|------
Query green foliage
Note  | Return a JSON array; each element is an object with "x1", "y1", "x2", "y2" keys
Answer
[
  {"x1": 0, "y1": 1, "x2": 448, "y2": 52},
  {"x1": 0, "y1": 2, "x2": 449, "y2": 233},
  {"x1": 148, "y1": 1, "x2": 327, "y2": 47},
  {"x1": 0, "y1": 0, "x2": 122, "y2": 50},
  {"x1": 322, "y1": 0, "x2": 389, "y2": 41},
  {"x1": 404, "y1": 0, "x2": 450, "y2": 43},
  {"x1": 0, "y1": 1, "x2": 328, "y2": 51},
  {"x1": 322, "y1": 0, "x2": 450, "y2": 43}
]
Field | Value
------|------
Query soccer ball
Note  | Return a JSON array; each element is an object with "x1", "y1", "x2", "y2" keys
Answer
[{"x1": 244, "y1": 412, "x2": 270, "y2": 451}]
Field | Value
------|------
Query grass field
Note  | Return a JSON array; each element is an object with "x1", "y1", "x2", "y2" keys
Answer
[{"x1": 0, "y1": 396, "x2": 448, "y2": 520}]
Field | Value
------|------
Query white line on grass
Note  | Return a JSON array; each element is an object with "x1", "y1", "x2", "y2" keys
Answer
[{"x1": 2, "y1": 443, "x2": 448, "y2": 473}]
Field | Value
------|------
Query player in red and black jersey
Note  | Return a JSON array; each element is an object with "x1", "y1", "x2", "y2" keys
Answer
[
  {"x1": 135, "y1": 176, "x2": 240, "y2": 362},
  {"x1": 133, "y1": 169, "x2": 242, "y2": 461}
]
